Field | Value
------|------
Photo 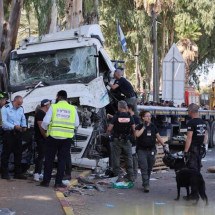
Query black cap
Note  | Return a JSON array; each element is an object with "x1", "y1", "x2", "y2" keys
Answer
[{"x1": 41, "y1": 99, "x2": 51, "y2": 107}]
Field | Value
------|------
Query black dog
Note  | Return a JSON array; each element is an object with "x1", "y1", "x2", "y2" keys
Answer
[
  {"x1": 176, "y1": 168, "x2": 208, "y2": 205},
  {"x1": 163, "y1": 152, "x2": 208, "y2": 205}
]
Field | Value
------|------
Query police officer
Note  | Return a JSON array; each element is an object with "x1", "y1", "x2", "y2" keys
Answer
[
  {"x1": 107, "y1": 100, "x2": 135, "y2": 182},
  {"x1": 1, "y1": 95, "x2": 27, "y2": 180},
  {"x1": 40, "y1": 90, "x2": 79, "y2": 188},
  {"x1": 135, "y1": 110, "x2": 166, "y2": 193},
  {"x1": 108, "y1": 69, "x2": 138, "y2": 115},
  {"x1": 184, "y1": 103, "x2": 208, "y2": 172}
]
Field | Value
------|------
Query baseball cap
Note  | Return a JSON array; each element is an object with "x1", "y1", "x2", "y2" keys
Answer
[{"x1": 41, "y1": 99, "x2": 51, "y2": 107}]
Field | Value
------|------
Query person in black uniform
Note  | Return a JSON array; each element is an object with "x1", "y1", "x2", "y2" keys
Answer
[
  {"x1": 107, "y1": 100, "x2": 135, "y2": 182},
  {"x1": 135, "y1": 110, "x2": 166, "y2": 193},
  {"x1": 108, "y1": 69, "x2": 138, "y2": 115},
  {"x1": 33, "y1": 99, "x2": 51, "y2": 181},
  {"x1": 184, "y1": 103, "x2": 208, "y2": 172}
]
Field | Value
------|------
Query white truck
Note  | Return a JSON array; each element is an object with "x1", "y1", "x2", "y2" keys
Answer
[{"x1": 0, "y1": 24, "x2": 116, "y2": 171}]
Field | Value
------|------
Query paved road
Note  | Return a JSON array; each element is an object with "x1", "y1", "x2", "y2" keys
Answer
[
  {"x1": 67, "y1": 148, "x2": 215, "y2": 215},
  {"x1": 0, "y1": 179, "x2": 64, "y2": 215}
]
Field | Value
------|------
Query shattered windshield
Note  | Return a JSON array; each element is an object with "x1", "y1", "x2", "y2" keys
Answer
[{"x1": 10, "y1": 46, "x2": 97, "y2": 86}]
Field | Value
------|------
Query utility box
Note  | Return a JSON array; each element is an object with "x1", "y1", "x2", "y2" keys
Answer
[{"x1": 162, "y1": 44, "x2": 185, "y2": 107}]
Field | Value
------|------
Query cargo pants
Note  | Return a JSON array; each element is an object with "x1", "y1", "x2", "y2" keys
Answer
[{"x1": 112, "y1": 138, "x2": 134, "y2": 181}]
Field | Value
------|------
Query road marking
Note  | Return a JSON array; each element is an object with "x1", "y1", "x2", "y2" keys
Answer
[{"x1": 56, "y1": 170, "x2": 92, "y2": 215}]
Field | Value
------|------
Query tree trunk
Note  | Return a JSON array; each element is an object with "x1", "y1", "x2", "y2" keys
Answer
[
  {"x1": 160, "y1": 14, "x2": 167, "y2": 91},
  {"x1": 83, "y1": 0, "x2": 99, "y2": 24},
  {"x1": 66, "y1": 0, "x2": 83, "y2": 29},
  {"x1": 135, "y1": 43, "x2": 140, "y2": 90},
  {"x1": 49, "y1": 0, "x2": 58, "y2": 33},
  {"x1": 0, "y1": 0, "x2": 4, "y2": 61},
  {"x1": 2, "y1": 0, "x2": 23, "y2": 63},
  {"x1": 72, "y1": 0, "x2": 83, "y2": 28}
]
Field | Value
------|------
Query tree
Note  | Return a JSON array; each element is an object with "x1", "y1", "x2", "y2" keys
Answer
[{"x1": 0, "y1": 0, "x2": 24, "y2": 63}]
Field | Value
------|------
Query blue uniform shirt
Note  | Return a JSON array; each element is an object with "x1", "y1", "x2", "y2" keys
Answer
[{"x1": 1, "y1": 103, "x2": 27, "y2": 130}]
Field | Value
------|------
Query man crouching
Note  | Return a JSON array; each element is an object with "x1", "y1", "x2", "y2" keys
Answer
[{"x1": 106, "y1": 100, "x2": 135, "y2": 182}]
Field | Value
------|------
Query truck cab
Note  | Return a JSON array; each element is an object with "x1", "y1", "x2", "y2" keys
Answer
[{"x1": 1, "y1": 24, "x2": 115, "y2": 170}]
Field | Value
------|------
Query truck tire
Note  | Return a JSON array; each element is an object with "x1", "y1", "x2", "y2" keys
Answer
[
  {"x1": 205, "y1": 121, "x2": 212, "y2": 148},
  {"x1": 210, "y1": 121, "x2": 215, "y2": 148}
]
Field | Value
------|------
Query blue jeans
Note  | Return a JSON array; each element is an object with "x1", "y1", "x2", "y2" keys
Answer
[{"x1": 137, "y1": 148, "x2": 156, "y2": 187}]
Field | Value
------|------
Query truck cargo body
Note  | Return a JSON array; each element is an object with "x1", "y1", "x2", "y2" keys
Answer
[{"x1": 138, "y1": 105, "x2": 215, "y2": 148}]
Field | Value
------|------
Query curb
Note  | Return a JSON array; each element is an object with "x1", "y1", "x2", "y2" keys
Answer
[{"x1": 56, "y1": 170, "x2": 92, "y2": 215}]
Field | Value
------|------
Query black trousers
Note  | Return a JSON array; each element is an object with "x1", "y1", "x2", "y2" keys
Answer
[
  {"x1": 65, "y1": 139, "x2": 73, "y2": 176},
  {"x1": 187, "y1": 146, "x2": 202, "y2": 172},
  {"x1": 34, "y1": 138, "x2": 46, "y2": 174},
  {"x1": 1, "y1": 131, "x2": 22, "y2": 176},
  {"x1": 43, "y1": 136, "x2": 72, "y2": 185}
]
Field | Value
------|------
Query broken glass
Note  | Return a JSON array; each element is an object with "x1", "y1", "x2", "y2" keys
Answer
[{"x1": 10, "y1": 46, "x2": 97, "y2": 87}]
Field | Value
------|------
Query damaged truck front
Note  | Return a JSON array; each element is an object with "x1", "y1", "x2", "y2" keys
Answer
[{"x1": 1, "y1": 24, "x2": 115, "y2": 171}]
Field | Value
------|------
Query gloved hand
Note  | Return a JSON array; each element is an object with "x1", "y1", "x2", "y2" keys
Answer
[
  {"x1": 200, "y1": 144, "x2": 206, "y2": 158},
  {"x1": 163, "y1": 145, "x2": 169, "y2": 154},
  {"x1": 184, "y1": 151, "x2": 189, "y2": 163}
]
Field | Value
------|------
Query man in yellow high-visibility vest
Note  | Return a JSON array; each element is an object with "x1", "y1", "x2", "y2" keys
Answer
[{"x1": 40, "y1": 90, "x2": 79, "y2": 188}]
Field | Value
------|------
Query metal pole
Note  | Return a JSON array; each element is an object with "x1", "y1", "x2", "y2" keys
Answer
[
  {"x1": 172, "y1": 47, "x2": 175, "y2": 102},
  {"x1": 152, "y1": 8, "x2": 159, "y2": 102}
]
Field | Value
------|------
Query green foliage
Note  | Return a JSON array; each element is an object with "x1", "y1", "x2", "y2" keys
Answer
[
  {"x1": 56, "y1": 0, "x2": 66, "y2": 18},
  {"x1": 99, "y1": 0, "x2": 151, "y2": 81},
  {"x1": 19, "y1": 0, "x2": 215, "y2": 88},
  {"x1": 24, "y1": 0, "x2": 52, "y2": 35}
]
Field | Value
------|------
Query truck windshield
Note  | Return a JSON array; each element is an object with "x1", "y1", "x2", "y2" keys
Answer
[{"x1": 10, "y1": 46, "x2": 97, "y2": 86}]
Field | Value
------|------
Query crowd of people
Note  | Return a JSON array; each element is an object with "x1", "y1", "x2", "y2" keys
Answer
[
  {"x1": 0, "y1": 68, "x2": 209, "y2": 194},
  {"x1": 0, "y1": 90, "x2": 79, "y2": 188}
]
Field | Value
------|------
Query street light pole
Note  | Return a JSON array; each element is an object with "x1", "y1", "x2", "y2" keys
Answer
[{"x1": 151, "y1": 5, "x2": 159, "y2": 102}]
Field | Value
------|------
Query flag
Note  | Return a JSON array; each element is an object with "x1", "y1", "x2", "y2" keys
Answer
[{"x1": 117, "y1": 20, "x2": 127, "y2": 53}]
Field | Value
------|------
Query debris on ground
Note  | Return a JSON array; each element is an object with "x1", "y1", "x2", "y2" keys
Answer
[{"x1": 112, "y1": 181, "x2": 134, "y2": 189}]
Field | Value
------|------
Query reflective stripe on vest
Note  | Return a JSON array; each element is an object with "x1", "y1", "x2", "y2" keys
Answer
[{"x1": 48, "y1": 101, "x2": 76, "y2": 138}]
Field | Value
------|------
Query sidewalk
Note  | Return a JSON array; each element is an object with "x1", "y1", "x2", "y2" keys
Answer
[{"x1": 0, "y1": 178, "x2": 64, "y2": 215}]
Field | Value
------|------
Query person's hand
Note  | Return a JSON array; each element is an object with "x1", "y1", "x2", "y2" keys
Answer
[
  {"x1": 163, "y1": 145, "x2": 169, "y2": 153},
  {"x1": 107, "y1": 114, "x2": 113, "y2": 119},
  {"x1": 14, "y1": 125, "x2": 22, "y2": 132}
]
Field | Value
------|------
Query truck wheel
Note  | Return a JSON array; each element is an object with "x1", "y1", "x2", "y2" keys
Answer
[
  {"x1": 210, "y1": 121, "x2": 215, "y2": 148},
  {"x1": 205, "y1": 121, "x2": 212, "y2": 148}
]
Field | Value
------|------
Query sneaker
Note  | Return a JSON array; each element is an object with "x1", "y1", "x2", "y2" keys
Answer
[
  {"x1": 39, "y1": 174, "x2": 44, "y2": 180},
  {"x1": 143, "y1": 186, "x2": 149, "y2": 193},
  {"x1": 34, "y1": 173, "x2": 40, "y2": 182}
]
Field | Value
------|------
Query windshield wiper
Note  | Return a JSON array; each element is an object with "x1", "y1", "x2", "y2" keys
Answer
[{"x1": 23, "y1": 81, "x2": 45, "y2": 99}]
